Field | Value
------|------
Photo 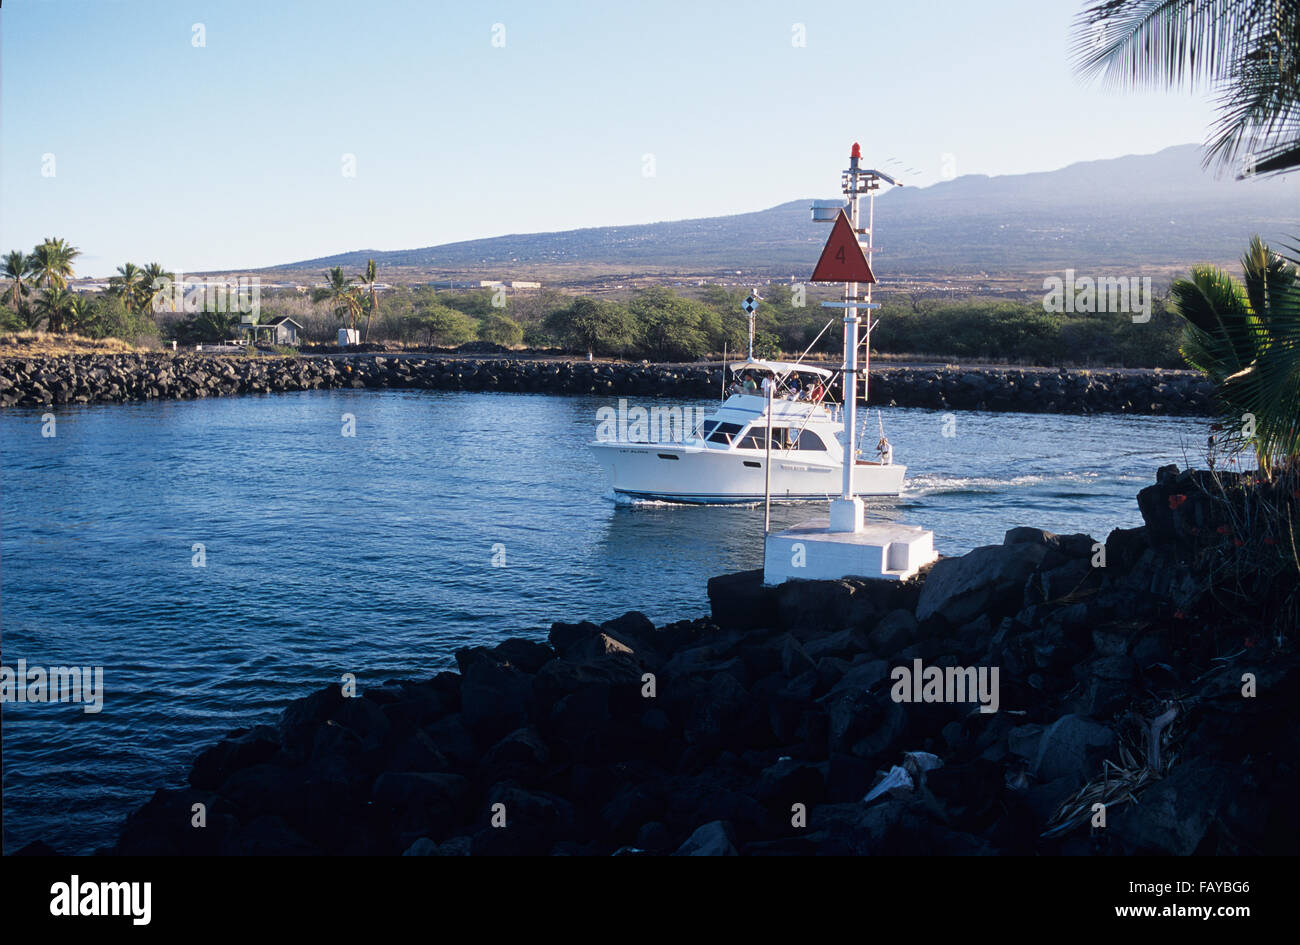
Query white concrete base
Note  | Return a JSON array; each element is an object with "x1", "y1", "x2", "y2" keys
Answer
[
  {"x1": 764, "y1": 519, "x2": 938, "y2": 584},
  {"x1": 828, "y1": 497, "x2": 864, "y2": 532}
]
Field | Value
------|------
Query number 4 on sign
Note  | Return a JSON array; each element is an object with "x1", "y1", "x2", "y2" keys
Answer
[{"x1": 810, "y1": 209, "x2": 875, "y2": 284}]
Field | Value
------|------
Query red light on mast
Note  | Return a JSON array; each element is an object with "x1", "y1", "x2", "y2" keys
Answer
[{"x1": 851, "y1": 143, "x2": 861, "y2": 160}]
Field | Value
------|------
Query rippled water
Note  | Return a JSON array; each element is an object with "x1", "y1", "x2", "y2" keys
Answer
[{"x1": 0, "y1": 389, "x2": 1210, "y2": 853}]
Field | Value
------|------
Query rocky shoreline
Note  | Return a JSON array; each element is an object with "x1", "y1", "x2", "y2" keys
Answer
[
  {"x1": 70, "y1": 467, "x2": 1290, "y2": 856},
  {"x1": 0, "y1": 352, "x2": 1214, "y2": 415}
]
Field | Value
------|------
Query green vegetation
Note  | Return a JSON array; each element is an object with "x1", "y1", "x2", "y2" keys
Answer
[
  {"x1": 415, "y1": 303, "x2": 477, "y2": 347},
  {"x1": 358, "y1": 259, "x2": 380, "y2": 342},
  {"x1": 1163, "y1": 237, "x2": 1300, "y2": 640},
  {"x1": 313, "y1": 266, "x2": 364, "y2": 330},
  {"x1": 0, "y1": 237, "x2": 1191, "y2": 366},
  {"x1": 543, "y1": 298, "x2": 634, "y2": 359},
  {"x1": 478, "y1": 312, "x2": 524, "y2": 347},
  {"x1": 170, "y1": 309, "x2": 237, "y2": 346},
  {"x1": 0, "y1": 239, "x2": 167, "y2": 345},
  {"x1": 1170, "y1": 236, "x2": 1300, "y2": 471},
  {"x1": 869, "y1": 297, "x2": 1185, "y2": 367}
]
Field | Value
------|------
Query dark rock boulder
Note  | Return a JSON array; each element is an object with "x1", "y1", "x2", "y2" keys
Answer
[
  {"x1": 546, "y1": 620, "x2": 603, "y2": 658},
  {"x1": 755, "y1": 758, "x2": 827, "y2": 810},
  {"x1": 869, "y1": 608, "x2": 918, "y2": 655},
  {"x1": 707, "y1": 569, "x2": 775, "y2": 630},
  {"x1": 672, "y1": 820, "x2": 738, "y2": 856},
  {"x1": 490, "y1": 638, "x2": 555, "y2": 674},
  {"x1": 1112, "y1": 758, "x2": 1235, "y2": 855},
  {"x1": 482, "y1": 726, "x2": 550, "y2": 781},
  {"x1": 459, "y1": 660, "x2": 533, "y2": 743},
  {"x1": 916, "y1": 542, "x2": 1048, "y2": 626},
  {"x1": 189, "y1": 725, "x2": 280, "y2": 790},
  {"x1": 371, "y1": 771, "x2": 470, "y2": 810},
  {"x1": 1031, "y1": 714, "x2": 1114, "y2": 790},
  {"x1": 279, "y1": 684, "x2": 346, "y2": 761}
]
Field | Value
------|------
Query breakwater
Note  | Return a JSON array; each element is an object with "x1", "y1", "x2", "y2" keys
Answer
[
  {"x1": 0, "y1": 353, "x2": 1214, "y2": 415},
  {"x1": 77, "y1": 467, "x2": 1291, "y2": 857}
]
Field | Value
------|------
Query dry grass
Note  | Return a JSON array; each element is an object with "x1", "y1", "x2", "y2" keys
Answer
[
  {"x1": 0, "y1": 331, "x2": 146, "y2": 357},
  {"x1": 1042, "y1": 702, "x2": 1182, "y2": 840}
]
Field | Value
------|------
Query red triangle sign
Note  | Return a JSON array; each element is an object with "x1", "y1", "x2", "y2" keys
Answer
[{"x1": 810, "y1": 209, "x2": 875, "y2": 284}]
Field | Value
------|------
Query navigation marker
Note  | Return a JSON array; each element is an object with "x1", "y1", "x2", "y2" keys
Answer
[
  {"x1": 762, "y1": 143, "x2": 936, "y2": 584},
  {"x1": 810, "y1": 209, "x2": 875, "y2": 284},
  {"x1": 741, "y1": 293, "x2": 759, "y2": 358}
]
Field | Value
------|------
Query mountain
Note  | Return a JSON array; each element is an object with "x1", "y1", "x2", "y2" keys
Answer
[{"x1": 263, "y1": 145, "x2": 1298, "y2": 282}]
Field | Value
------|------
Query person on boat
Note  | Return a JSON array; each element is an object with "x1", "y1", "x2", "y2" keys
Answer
[
  {"x1": 788, "y1": 375, "x2": 802, "y2": 400},
  {"x1": 877, "y1": 435, "x2": 893, "y2": 465},
  {"x1": 742, "y1": 374, "x2": 757, "y2": 394},
  {"x1": 810, "y1": 380, "x2": 825, "y2": 403},
  {"x1": 760, "y1": 375, "x2": 774, "y2": 397}
]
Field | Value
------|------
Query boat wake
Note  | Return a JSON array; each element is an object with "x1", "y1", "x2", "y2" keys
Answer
[{"x1": 904, "y1": 471, "x2": 1107, "y2": 497}]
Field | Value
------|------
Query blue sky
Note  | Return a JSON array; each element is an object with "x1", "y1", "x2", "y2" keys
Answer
[{"x1": 1, "y1": 0, "x2": 1218, "y2": 275}]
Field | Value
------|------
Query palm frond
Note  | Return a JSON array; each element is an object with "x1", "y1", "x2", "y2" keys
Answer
[
  {"x1": 1073, "y1": 0, "x2": 1261, "y2": 89},
  {"x1": 1073, "y1": 0, "x2": 1300, "y2": 178}
]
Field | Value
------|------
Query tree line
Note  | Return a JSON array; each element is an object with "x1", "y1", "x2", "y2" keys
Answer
[
  {"x1": 1, "y1": 242, "x2": 1195, "y2": 367},
  {"x1": 2, "y1": 239, "x2": 173, "y2": 342}
]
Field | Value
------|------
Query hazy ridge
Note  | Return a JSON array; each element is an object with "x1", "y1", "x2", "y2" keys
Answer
[{"x1": 262, "y1": 145, "x2": 1298, "y2": 281}]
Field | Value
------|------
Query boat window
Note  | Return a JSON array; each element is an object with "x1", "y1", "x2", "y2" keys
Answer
[
  {"x1": 738, "y1": 426, "x2": 789, "y2": 449},
  {"x1": 706, "y1": 421, "x2": 743, "y2": 445},
  {"x1": 732, "y1": 425, "x2": 824, "y2": 450},
  {"x1": 700, "y1": 420, "x2": 719, "y2": 438}
]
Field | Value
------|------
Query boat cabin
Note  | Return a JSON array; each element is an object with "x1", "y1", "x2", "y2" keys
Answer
[{"x1": 685, "y1": 359, "x2": 845, "y2": 456}]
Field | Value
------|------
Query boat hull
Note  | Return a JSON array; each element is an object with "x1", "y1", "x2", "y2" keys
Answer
[{"x1": 590, "y1": 442, "x2": 906, "y2": 504}]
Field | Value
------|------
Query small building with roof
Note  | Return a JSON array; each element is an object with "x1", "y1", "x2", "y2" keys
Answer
[{"x1": 238, "y1": 315, "x2": 303, "y2": 346}]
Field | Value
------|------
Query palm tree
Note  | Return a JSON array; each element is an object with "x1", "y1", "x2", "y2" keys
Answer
[
  {"x1": 109, "y1": 263, "x2": 144, "y2": 313},
  {"x1": 65, "y1": 295, "x2": 98, "y2": 335},
  {"x1": 29, "y1": 238, "x2": 80, "y2": 290},
  {"x1": 1073, "y1": 1, "x2": 1300, "y2": 177},
  {"x1": 140, "y1": 262, "x2": 176, "y2": 313},
  {"x1": 3, "y1": 250, "x2": 31, "y2": 311},
  {"x1": 1170, "y1": 236, "x2": 1300, "y2": 471},
  {"x1": 34, "y1": 286, "x2": 75, "y2": 333},
  {"x1": 318, "y1": 266, "x2": 361, "y2": 329},
  {"x1": 358, "y1": 259, "x2": 380, "y2": 341}
]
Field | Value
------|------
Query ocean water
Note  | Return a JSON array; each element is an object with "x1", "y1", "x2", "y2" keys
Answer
[{"x1": 0, "y1": 389, "x2": 1211, "y2": 854}]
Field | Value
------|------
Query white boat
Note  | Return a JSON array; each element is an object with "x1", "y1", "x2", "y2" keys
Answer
[{"x1": 589, "y1": 358, "x2": 905, "y2": 504}]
